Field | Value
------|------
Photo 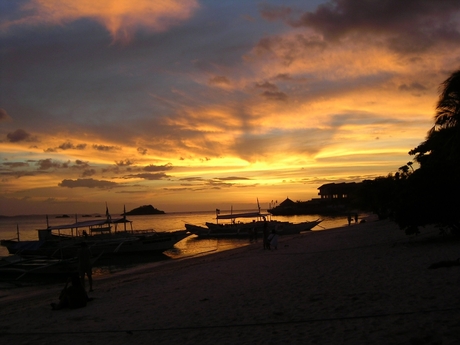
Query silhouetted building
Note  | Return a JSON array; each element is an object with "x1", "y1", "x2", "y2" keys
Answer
[
  {"x1": 318, "y1": 182, "x2": 358, "y2": 200},
  {"x1": 268, "y1": 182, "x2": 361, "y2": 216}
]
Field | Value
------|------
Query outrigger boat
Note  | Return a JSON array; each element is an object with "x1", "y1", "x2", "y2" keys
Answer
[
  {"x1": 185, "y1": 209, "x2": 321, "y2": 238},
  {"x1": 1, "y1": 212, "x2": 190, "y2": 259},
  {"x1": 0, "y1": 254, "x2": 103, "y2": 281},
  {"x1": 0, "y1": 255, "x2": 78, "y2": 280}
]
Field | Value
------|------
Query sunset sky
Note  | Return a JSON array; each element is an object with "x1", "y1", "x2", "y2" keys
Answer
[{"x1": 1, "y1": 0, "x2": 460, "y2": 216}]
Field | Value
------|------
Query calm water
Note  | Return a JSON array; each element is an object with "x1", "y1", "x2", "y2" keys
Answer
[{"x1": 0, "y1": 210, "x2": 351, "y2": 259}]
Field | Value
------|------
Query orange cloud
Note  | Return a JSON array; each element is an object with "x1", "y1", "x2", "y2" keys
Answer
[{"x1": 13, "y1": 0, "x2": 199, "y2": 43}]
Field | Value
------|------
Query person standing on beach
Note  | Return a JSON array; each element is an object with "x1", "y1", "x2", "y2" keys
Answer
[
  {"x1": 262, "y1": 218, "x2": 269, "y2": 249},
  {"x1": 249, "y1": 220, "x2": 256, "y2": 242},
  {"x1": 78, "y1": 242, "x2": 93, "y2": 292}
]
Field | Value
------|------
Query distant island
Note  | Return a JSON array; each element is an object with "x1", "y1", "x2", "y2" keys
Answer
[{"x1": 123, "y1": 205, "x2": 165, "y2": 215}]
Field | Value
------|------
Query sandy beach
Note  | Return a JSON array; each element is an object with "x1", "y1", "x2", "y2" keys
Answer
[{"x1": 1, "y1": 219, "x2": 460, "y2": 344}]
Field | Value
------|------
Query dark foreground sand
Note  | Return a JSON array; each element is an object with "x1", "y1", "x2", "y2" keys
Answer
[{"x1": 1, "y1": 219, "x2": 460, "y2": 345}]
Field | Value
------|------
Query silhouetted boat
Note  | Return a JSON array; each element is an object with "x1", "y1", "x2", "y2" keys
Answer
[
  {"x1": 185, "y1": 211, "x2": 321, "y2": 238},
  {"x1": 0, "y1": 255, "x2": 79, "y2": 280},
  {"x1": 1, "y1": 216, "x2": 190, "y2": 259}
]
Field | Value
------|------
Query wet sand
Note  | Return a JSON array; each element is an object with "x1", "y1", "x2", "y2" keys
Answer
[{"x1": 1, "y1": 219, "x2": 460, "y2": 344}]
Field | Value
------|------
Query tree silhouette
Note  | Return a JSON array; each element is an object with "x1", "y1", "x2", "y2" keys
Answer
[
  {"x1": 410, "y1": 70, "x2": 460, "y2": 166},
  {"x1": 394, "y1": 69, "x2": 460, "y2": 233}
]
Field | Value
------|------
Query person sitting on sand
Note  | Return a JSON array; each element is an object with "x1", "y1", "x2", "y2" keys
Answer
[
  {"x1": 267, "y1": 229, "x2": 279, "y2": 250},
  {"x1": 51, "y1": 273, "x2": 89, "y2": 310},
  {"x1": 78, "y1": 242, "x2": 93, "y2": 292}
]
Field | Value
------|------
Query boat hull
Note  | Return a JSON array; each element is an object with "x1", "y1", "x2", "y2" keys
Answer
[
  {"x1": 0, "y1": 255, "x2": 79, "y2": 280},
  {"x1": 186, "y1": 220, "x2": 321, "y2": 238},
  {"x1": 1, "y1": 230, "x2": 190, "y2": 259}
]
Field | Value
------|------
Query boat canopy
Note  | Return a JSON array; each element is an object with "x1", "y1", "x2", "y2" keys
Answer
[
  {"x1": 40, "y1": 217, "x2": 131, "y2": 231},
  {"x1": 217, "y1": 212, "x2": 269, "y2": 220}
]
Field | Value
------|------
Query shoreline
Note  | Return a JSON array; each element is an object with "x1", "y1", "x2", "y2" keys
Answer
[{"x1": 1, "y1": 219, "x2": 460, "y2": 344}]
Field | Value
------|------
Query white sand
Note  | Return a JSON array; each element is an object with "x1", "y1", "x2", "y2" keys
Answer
[{"x1": 1, "y1": 219, "x2": 460, "y2": 344}]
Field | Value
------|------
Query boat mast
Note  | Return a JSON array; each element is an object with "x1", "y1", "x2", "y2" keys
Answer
[
  {"x1": 105, "y1": 202, "x2": 112, "y2": 232},
  {"x1": 123, "y1": 205, "x2": 127, "y2": 232},
  {"x1": 74, "y1": 214, "x2": 77, "y2": 237}
]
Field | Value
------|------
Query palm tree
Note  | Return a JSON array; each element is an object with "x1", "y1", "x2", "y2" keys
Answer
[
  {"x1": 395, "y1": 69, "x2": 460, "y2": 233},
  {"x1": 411, "y1": 69, "x2": 460, "y2": 166},
  {"x1": 434, "y1": 69, "x2": 460, "y2": 130}
]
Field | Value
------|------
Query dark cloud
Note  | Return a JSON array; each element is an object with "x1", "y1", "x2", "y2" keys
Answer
[
  {"x1": 137, "y1": 147, "x2": 147, "y2": 155},
  {"x1": 32, "y1": 158, "x2": 89, "y2": 171},
  {"x1": 44, "y1": 148, "x2": 58, "y2": 153},
  {"x1": 163, "y1": 187, "x2": 189, "y2": 192},
  {"x1": 214, "y1": 176, "x2": 251, "y2": 181},
  {"x1": 6, "y1": 129, "x2": 33, "y2": 142},
  {"x1": 2, "y1": 162, "x2": 29, "y2": 168},
  {"x1": 274, "y1": 73, "x2": 293, "y2": 81},
  {"x1": 206, "y1": 179, "x2": 233, "y2": 188},
  {"x1": 0, "y1": 170, "x2": 37, "y2": 178},
  {"x1": 59, "y1": 142, "x2": 87, "y2": 150},
  {"x1": 72, "y1": 160, "x2": 90, "y2": 169},
  {"x1": 261, "y1": 90, "x2": 288, "y2": 102},
  {"x1": 36, "y1": 159, "x2": 61, "y2": 170},
  {"x1": 179, "y1": 177, "x2": 205, "y2": 182},
  {"x1": 274, "y1": 0, "x2": 460, "y2": 53},
  {"x1": 0, "y1": 108, "x2": 11, "y2": 122},
  {"x1": 143, "y1": 163, "x2": 173, "y2": 172},
  {"x1": 58, "y1": 178, "x2": 118, "y2": 189},
  {"x1": 123, "y1": 173, "x2": 170, "y2": 180},
  {"x1": 255, "y1": 81, "x2": 279, "y2": 91},
  {"x1": 82, "y1": 169, "x2": 96, "y2": 177},
  {"x1": 398, "y1": 82, "x2": 428, "y2": 92},
  {"x1": 92, "y1": 144, "x2": 120, "y2": 152},
  {"x1": 116, "y1": 159, "x2": 134, "y2": 167}
]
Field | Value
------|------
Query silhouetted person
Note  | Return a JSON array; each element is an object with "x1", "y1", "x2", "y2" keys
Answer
[
  {"x1": 347, "y1": 214, "x2": 352, "y2": 226},
  {"x1": 78, "y1": 242, "x2": 93, "y2": 292},
  {"x1": 51, "y1": 273, "x2": 89, "y2": 310},
  {"x1": 249, "y1": 220, "x2": 256, "y2": 242},
  {"x1": 262, "y1": 218, "x2": 269, "y2": 249},
  {"x1": 354, "y1": 213, "x2": 358, "y2": 223}
]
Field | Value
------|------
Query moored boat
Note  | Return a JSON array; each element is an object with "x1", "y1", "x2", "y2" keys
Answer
[
  {"x1": 185, "y1": 210, "x2": 321, "y2": 238},
  {"x1": 0, "y1": 255, "x2": 79, "y2": 280},
  {"x1": 1, "y1": 215, "x2": 190, "y2": 259}
]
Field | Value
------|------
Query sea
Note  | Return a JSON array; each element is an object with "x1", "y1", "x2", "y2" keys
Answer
[{"x1": 0, "y1": 210, "x2": 351, "y2": 260}]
